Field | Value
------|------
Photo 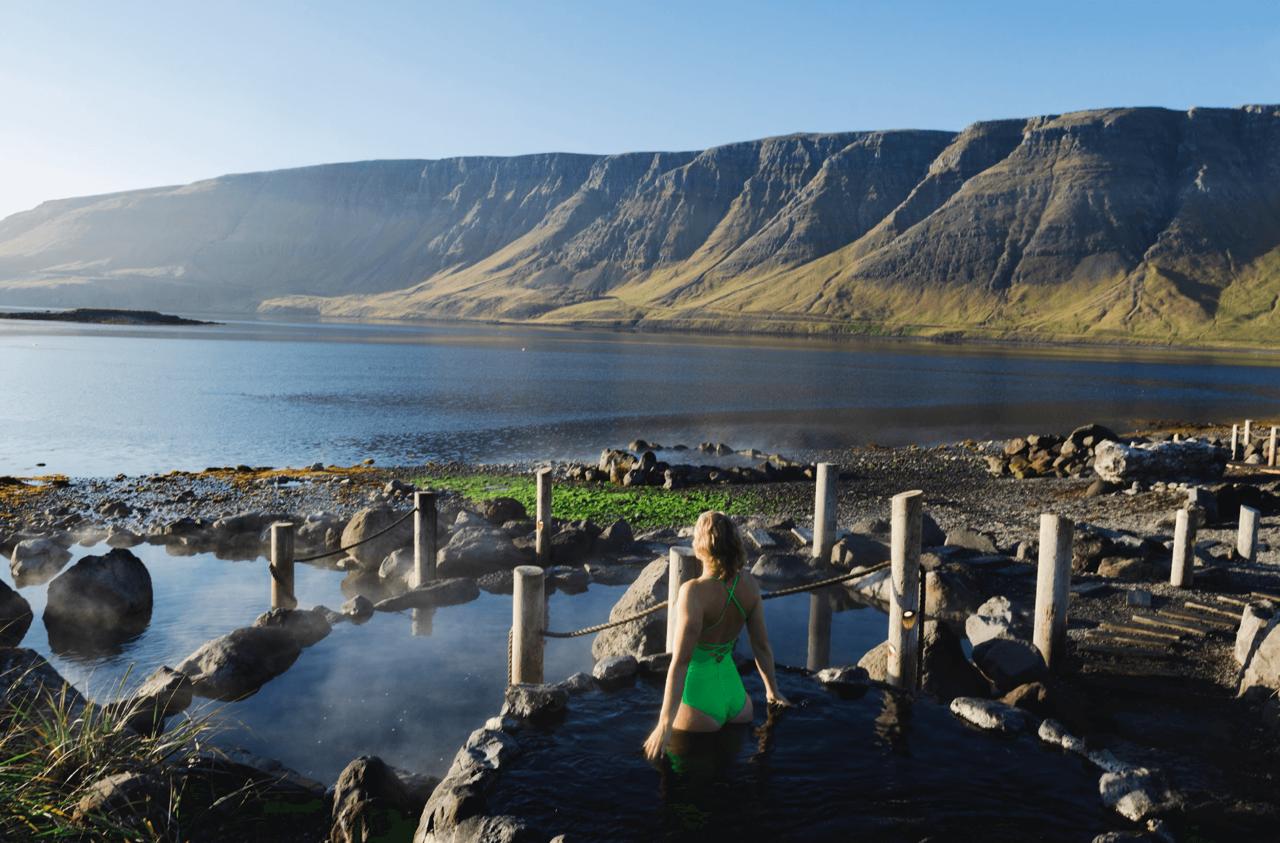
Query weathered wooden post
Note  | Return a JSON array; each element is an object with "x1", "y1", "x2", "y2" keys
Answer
[
  {"x1": 535, "y1": 467, "x2": 552, "y2": 564},
  {"x1": 1170, "y1": 508, "x2": 1196, "y2": 588},
  {"x1": 1231, "y1": 424, "x2": 1240, "y2": 461},
  {"x1": 667, "y1": 546, "x2": 697, "y2": 652},
  {"x1": 1032, "y1": 513, "x2": 1073, "y2": 669},
  {"x1": 887, "y1": 490, "x2": 923, "y2": 691},
  {"x1": 511, "y1": 566, "x2": 545, "y2": 684},
  {"x1": 1244, "y1": 419, "x2": 1253, "y2": 451},
  {"x1": 269, "y1": 521, "x2": 296, "y2": 610},
  {"x1": 806, "y1": 591, "x2": 833, "y2": 671},
  {"x1": 413, "y1": 490, "x2": 437, "y2": 588},
  {"x1": 1269, "y1": 425, "x2": 1278, "y2": 467},
  {"x1": 812, "y1": 462, "x2": 837, "y2": 561},
  {"x1": 1238, "y1": 505, "x2": 1260, "y2": 563}
]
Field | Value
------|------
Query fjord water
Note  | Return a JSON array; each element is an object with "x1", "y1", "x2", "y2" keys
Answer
[{"x1": 3, "y1": 317, "x2": 1280, "y2": 476}]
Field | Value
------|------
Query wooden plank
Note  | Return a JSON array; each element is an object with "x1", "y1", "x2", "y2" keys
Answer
[
  {"x1": 1086, "y1": 633, "x2": 1177, "y2": 649},
  {"x1": 1076, "y1": 642, "x2": 1177, "y2": 660},
  {"x1": 1183, "y1": 601, "x2": 1242, "y2": 622},
  {"x1": 1250, "y1": 591, "x2": 1280, "y2": 603},
  {"x1": 1097, "y1": 623, "x2": 1182, "y2": 642},
  {"x1": 1131, "y1": 614, "x2": 1207, "y2": 636},
  {"x1": 1210, "y1": 594, "x2": 1251, "y2": 609},
  {"x1": 1158, "y1": 609, "x2": 1234, "y2": 631}
]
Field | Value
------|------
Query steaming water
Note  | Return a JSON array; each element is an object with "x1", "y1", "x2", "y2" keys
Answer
[
  {"x1": 2, "y1": 317, "x2": 1279, "y2": 476},
  {"x1": 1, "y1": 542, "x2": 884, "y2": 782},
  {"x1": 488, "y1": 673, "x2": 1120, "y2": 840}
]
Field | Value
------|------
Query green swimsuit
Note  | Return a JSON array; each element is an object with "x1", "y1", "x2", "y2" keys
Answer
[{"x1": 680, "y1": 572, "x2": 749, "y2": 726}]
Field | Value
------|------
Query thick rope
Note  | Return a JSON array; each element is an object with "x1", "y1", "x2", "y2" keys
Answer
[
  {"x1": 294, "y1": 506, "x2": 418, "y2": 563},
  {"x1": 541, "y1": 559, "x2": 893, "y2": 639}
]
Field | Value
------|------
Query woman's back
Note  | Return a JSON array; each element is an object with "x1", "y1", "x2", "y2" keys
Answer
[{"x1": 690, "y1": 572, "x2": 758, "y2": 647}]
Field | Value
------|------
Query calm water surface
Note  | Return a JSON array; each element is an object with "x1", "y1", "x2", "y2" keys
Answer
[
  {"x1": 1, "y1": 542, "x2": 882, "y2": 782},
  {"x1": 2, "y1": 317, "x2": 1279, "y2": 476}
]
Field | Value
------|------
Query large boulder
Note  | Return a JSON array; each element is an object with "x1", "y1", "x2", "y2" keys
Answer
[
  {"x1": 965, "y1": 596, "x2": 1016, "y2": 646},
  {"x1": 44, "y1": 548, "x2": 153, "y2": 648},
  {"x1": 379, "y1": 548, "x2": 416, "y2": 585},
  {"x1": 330, "y1": 755, "x2": 421, "y2": 843},
  {"x1": 0, "y1": 580, "x2": 33, "y2": 647},
  {"x1": 1235, "y1": 601, "x2": 1277, "y2": 668},
  {"x1": 72, "y1": 771, "x2": 171, "y2": 834},
  {"x1": 341, "y1": 507, "x2": 414, "y2": 571},
  {"x1": 0, "y1": 648, "x2": 85, "y2": 720},
  {"x1": 920, "y1": 621, "x2": 991, "y2": 701},
  {"x1": 9, "y1": 537, "x2": 72, "y2": 585},
  {"x1": 1240, "y1": 622, "x2": 1280, "y2": 696},
  {"x1": 1094, "y1": 439, "x2": 1228, "y2": 484},
  {"x1": 478, "y1": 497, "x2": 526, "y2": 525},
  {"x1": 176, "y1": 627, "x2": 302, "y2": 700},
  {"x1": 111, "y1": 666, "x2": 194, "y2": 734},
  {"x1": 972, "y1": 637, "x2": 1048, "y2": 694},
  {"x1": 591, "y1": 554, "x2": 693, "y2": 661},
  {"x1": 436, "y1": 527, "x2": 527, "y2": 578}
]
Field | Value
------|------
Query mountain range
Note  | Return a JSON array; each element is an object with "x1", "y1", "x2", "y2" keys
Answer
[{"x1": 2, "y1": 104, "x2": 1278, "y2": 345}]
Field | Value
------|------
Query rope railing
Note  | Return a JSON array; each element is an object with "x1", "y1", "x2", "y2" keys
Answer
[
  {"x1": 541, "y1": 559, "x2": 893, "y2": 639},
  {"x1": 293, "y1": 506, "x2": 419, "y2": 563}
]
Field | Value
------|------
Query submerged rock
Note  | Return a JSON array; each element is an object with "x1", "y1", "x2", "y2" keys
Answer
[
  {"x1": 253, "y1": 606, "x2": 332, "y2": 648},
  {"x1": 176, "y1": 626, "x2": 302, "y2": 700},
  {"x1": 375, "y1": 578, "x2": 481, "y2": 612}
]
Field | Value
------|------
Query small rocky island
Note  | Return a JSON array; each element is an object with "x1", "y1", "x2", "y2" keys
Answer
[{"x1": 0, "y1": 308, "x2": 217, "y2": 326}]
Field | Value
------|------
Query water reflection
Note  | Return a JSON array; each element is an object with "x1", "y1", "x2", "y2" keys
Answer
[
  {"x1": 411, "y1": 607, "x2": 434, "y2": 636},
  {"x1": 806, "y1": 591, "x2": 833, "y2": 671},
  {"x1": 874, "y1": 693, "x2": 912, "y2": 751}
]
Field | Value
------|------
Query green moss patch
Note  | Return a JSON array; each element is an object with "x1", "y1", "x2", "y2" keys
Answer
[{"x1": 414, "y1": 474, "x2": 756, "y2": 529}]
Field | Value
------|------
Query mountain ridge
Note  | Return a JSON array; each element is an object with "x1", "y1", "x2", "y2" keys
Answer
[{"x1": 2, "y1": 104, "x2": 1278, "y2": 346}]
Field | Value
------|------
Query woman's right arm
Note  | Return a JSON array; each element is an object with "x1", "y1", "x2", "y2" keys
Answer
[{"x1": 744, "y1": 579, "x2": 788, "y2": 705}]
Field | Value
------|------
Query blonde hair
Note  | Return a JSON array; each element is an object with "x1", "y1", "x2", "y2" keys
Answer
[{"x1": 692, "y1": 511, "x2": 747, "y2": 580}]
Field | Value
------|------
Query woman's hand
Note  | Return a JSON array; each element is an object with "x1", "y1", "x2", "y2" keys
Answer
[
  {"x1": 766, "y1": 693, "x2": 792, "y2": 708},
  {"x1": 642, "y1": 723, "x2": 671, "y2": 764}
]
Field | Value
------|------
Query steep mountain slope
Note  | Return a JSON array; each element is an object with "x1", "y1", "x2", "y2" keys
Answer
[{"x1": 2, "y1": 105, "x2": 1278, "y2": 345}]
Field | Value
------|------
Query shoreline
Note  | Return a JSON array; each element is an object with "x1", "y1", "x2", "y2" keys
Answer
[{"x1": 2, "y1": 424, "x2": 1279, "y2": 839}]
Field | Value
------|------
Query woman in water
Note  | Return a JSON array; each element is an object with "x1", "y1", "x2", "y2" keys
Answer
[{"x1": 643, "y1": 510, "x2": 789, "y2": 764}]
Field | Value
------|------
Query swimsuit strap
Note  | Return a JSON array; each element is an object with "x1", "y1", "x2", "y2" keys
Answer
[{"x1": 705, "y1": 572, "x2": 746, "y2": 630}]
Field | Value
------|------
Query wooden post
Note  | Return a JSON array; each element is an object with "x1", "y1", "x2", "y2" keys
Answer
[
  {"x1": 887, "y1": 490, "x2": 923, "y2": 691},
  {"x1": 1238, "y1": 505, "x2": 1260, "y2": 564},
  {"x1": 535, "y1": 467, "x2": 552, "y2": 564},
  {"x1": 666, "y1": 546, "x2": 697, "y2": 652},
  {"x1": 1170, "y1": 508, "x2": 1196, "y2": 588},
  {"x1": 511, "y1": 566, "x2": 545, "y2": 684},
  {"x1": 269, "y1": 521, "x2": 296, "y2": 610},
  {"x1": 1032, "y1": 514, "x2": 1073, "y2": 669},
  {"x1": 1244, "y1": 419, "x2": 1253, "y2": 451},
  {"x1": 413, "y1": 491, "x2": 437, "y2": 588},
  {"x1": 806, "y1": 591, "x2": 832, "y2": 671},
  {"x1": 1231, "y1": 424, "x2": 1240, "y2": 461},
  {"x1": 812, "y1": 463, "x2": 837, "y2": 561},
  {"x1": 1269, "y1": 426, "x2": 1278, "y2": 467}
]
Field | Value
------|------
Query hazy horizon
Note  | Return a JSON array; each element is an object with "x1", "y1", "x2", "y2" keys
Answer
[{"x1": 2, "y1": 0, "x2": 1278, "y2": 220}]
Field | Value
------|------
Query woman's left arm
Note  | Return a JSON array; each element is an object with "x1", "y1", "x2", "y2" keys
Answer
[{"x1": 643, "y1": 580, "x2": 701, "y2": 763}]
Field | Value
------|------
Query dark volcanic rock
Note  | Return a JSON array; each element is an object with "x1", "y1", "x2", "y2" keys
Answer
[
  {"x1": 0, "y1": 580, "x2": 33, "y2": 647},
  {"x1": 176, "y1": 626, "x2": 302, "y2": 700},
  {"x1": 44, "y1": 548, "x2": 153, "y2": 650}
]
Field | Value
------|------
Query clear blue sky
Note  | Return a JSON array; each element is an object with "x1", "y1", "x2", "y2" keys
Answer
[{"x1": 2, "y1": 0, "x2": 1278, "y2": 220}]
